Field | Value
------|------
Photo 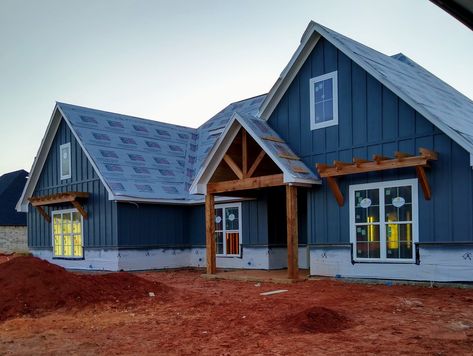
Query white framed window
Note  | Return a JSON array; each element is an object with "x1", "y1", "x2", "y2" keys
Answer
[
  {"x1": 349, "y1": 179, "x2": 419, "y2": 263},
  {"x1": 309, "y1": 71, "x2": 338, "y2": 130},
  {"x1": 52, "y1": 209, "x2": 83, "y2": 259},
  {"x1": 60, "y1": 142, "x2": 72, "y2": 180},
  {"x1": 215, "y1": 203, "x2": 242, "y2": 257}
]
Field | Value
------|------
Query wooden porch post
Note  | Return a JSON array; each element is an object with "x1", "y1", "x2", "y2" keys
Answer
[
  {"x1": 205, "y1": 193, "x2": 216, "y2": 274},
  {"x1": 286, "y1": 185, "x2": 299, "y2": 280}
]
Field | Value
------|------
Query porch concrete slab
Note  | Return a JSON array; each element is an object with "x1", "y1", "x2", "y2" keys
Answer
[{"x1": 201, "y1": 269, "x2": 309, "y2": 284}]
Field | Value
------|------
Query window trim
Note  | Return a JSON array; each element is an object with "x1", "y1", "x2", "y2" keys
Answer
[
  {"x1": 51, "y1": 208, "x2": 84, "y2": 260},
  {"x1": 349, "y1": 178, "x2": 419, "y2": 263},
  {"x1": 215, "y1": 202, "x2": 242, "y2": 258},
  {"x1": 309, "y1": 71, "x2": 339, "y2": 130},
  {"x1": 59, "y1": 142, "x2": 72, "y2": 180}
]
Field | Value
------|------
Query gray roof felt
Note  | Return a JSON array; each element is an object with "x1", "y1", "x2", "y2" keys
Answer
[
  {"x1": 235, "y1": 112, "x2": 319, "y2": 181},
  {"x1": 314, "y1": 23, "x2": 473, "y2": 152},
  {"x1": 55, "y1": 22, "x2": 473, "y2": 202},
  {"x1": 58, "y1": 95, "x2": 265, "y2": 201}
]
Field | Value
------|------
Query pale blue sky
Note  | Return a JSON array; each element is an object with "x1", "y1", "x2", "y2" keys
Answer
[{"x1": 0, "y1": 0, "x2": 472, "y2": 175}]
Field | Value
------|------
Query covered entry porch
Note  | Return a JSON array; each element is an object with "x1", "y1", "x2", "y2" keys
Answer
[{"x1": 190, "y1": 112, "x2": 320, "y2": 280}]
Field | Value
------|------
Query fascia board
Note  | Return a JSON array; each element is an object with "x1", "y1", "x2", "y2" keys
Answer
[{"x1": 16, "y1": 105, "x2": 62, "y2": 212}]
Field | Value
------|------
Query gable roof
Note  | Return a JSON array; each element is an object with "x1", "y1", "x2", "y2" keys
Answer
[
  {"x1": 259, "y1": 21, "x2": 473, "y2": 162},
  {"x1": 0, "y1": 170, "x2": 27, "y2": 225},
  {"x1": 17, "y1": 95, "x2": 266, "y2": 210},
  {"x1": 190, "y1": 112, "x2": 320, "y2": 194}
]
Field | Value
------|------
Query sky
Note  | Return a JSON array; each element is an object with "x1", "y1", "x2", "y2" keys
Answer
[{"x1": 0, "y1": 0, "x2": 472, "y2": 176}]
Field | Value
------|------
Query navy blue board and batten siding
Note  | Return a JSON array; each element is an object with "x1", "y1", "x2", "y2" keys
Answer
[
  {"x1": 28, "y1": 119, "x2": 118, "y2": 250},
  {"x1": 28, "y1": 118, "x2": 272, "y2": 251},
  {"x1": 268, "y1": 37, "x2": 473, "y2": 246},
  {"x1": 116, "y1": 198, "x2": 270, "y2": 248}
]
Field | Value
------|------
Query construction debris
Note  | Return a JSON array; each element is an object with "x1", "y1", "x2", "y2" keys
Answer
[{"x1": 260, "y1": 289, "x2": 288, "y2": 296}]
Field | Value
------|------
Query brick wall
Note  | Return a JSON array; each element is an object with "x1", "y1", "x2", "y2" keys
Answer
[{"x1": 0, "y1": 226, "x2": 28, "y2": 253}]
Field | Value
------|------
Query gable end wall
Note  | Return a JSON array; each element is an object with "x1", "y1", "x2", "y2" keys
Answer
[
  {"x1": 28, "y1": 119, "x2": 118, "y2": 248},
  {"x1": 268, "y1": 38, "x2": 473, "y2": 245}
]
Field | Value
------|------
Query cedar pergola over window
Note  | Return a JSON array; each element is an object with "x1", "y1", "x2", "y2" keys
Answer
[
  {"x1": 29, "y1": 192, "x2": 89, "y2": 223},
  {"x1": 316, "y1": 147, "x2": 438, "y2": 206}
]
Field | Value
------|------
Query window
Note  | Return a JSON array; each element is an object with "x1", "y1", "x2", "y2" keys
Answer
[
  {"x1": 349, "y1": 179, "x2": 418, "y2": 262},
  {"x1": 309, "y1": 71, "x2": 338, "y2": 130},
  {"x1": 60, "y1": 143, "x2": 71, "y2": 180},
  {"x1": 215, "y1": 203, "x2": 242, "y2": 256},
  {"x1": 52, "y1": 209, "x2": 83, "y2": 258}
]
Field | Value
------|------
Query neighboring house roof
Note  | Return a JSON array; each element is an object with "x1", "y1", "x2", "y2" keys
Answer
[
  {"x1": 259, "y1": 22, "x2": 473, "y2": 164},
  {"x1": 0, "y1": 170, "x2": 28, "y2": 225},
  {"x1": 17, "y1": 95, "x2": 266, "y2": 210},
  {"x1": 191, "y1": 112, "x2": 320, "y2": 194}
]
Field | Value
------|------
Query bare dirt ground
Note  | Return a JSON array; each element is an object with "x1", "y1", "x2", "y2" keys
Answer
[{"x1": 1, "y1": 256, "x2": 473, "y2": 355}]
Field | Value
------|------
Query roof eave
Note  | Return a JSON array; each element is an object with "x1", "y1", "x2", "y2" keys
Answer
[
  {"x1": 191, "y1": 112, "x2": 319, "y2": 194},
  {"x1": 56, "y1": 104, "x2": 117, "y2": 201},
  {"x1": 16, "y1": 104, "x2": 63, "y2": 212},
  {"x1": 259, "y1": 21, "x2": 473, "y2": 162},
  {"x1": 189, "y1": 116, "x2": 241, "y2": 195},
  {"x1": 259, "y1": 22, "x2": 320, "y2": 120}
]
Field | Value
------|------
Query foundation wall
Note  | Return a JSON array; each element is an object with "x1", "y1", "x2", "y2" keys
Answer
[{"x1": 0, "y1": 226, "x2": 28, "y2": 253}]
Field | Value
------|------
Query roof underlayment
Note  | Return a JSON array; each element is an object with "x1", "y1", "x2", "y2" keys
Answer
[
  {"x1": 260, "y1": 22, "x2": 473, "y2": 161},
  {"x1": 190, "y1": 112, "x2": 320, "y2": 194},
  {"x1": 57, "y1": 95, "x2": 266, "y2": 202},
  {"x1": 17, "y1": 22, "x2": 473, "y2": 209}
]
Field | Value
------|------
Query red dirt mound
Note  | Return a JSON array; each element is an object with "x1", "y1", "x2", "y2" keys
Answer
[
  {"x1": 0, "y1": 252, "x2": 17, "y2": 264},
  {"x1": 0, "y1": 256, "x2": 171, "y2": 321},
  {"x1": 283, "y1": 306, "x2": 351, "y2": 333}
]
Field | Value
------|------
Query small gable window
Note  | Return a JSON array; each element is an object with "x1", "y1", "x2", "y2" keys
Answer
[
  {"x1": 60, "y1": 143, "x2": 71, "y2": 180},
  {"x1": 309, "y1": 71, "x2": 338, "y2": 130}
]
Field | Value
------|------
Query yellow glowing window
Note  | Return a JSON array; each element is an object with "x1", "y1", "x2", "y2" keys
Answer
[
  {"x1": 52, "y1": 210, "x2": 83, "y2": 258},
  {"x1": 350, "y1": 179, "x2": 418, "y2": 262}
]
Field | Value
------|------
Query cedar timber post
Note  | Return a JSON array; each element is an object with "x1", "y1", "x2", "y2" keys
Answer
[
  {"x1": 205, "y1": 193, "x2": 216, "y2": 274},
  {"x1": 242, "y1": 129, "x2": 248, "y2": 178},
  {"x1": 286, "y1": 184, "x2": 299, "y2": 280}
]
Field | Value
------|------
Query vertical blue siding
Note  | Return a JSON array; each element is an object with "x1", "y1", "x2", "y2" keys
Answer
[
  {"x1": 268, "y1": 37, "x2": 473, "y2": 245},
  {"x1": 115, "y1": 196, "x2": 271, "y2": 249},
  {"x1": 116, "y1": 203, "x2": 188, "y2": 247},
  {"x1": 187, "y1": 205, "x2": 206, "y2": 246},
  {"x1": 242, "y1": 195, "x2": 269, "y2": 246},
  {"x1": 28, "y1": 119, "x2": 117, "y2": 248}
]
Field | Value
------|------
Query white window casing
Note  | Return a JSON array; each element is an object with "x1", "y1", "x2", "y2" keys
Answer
[
  {"x1": 349, "y1": 179, "x2": 419, "y2": 263},
  {"x1": 215, "y1": 202, "x2": 242, "y2": 257},
  {"x1": 60, "y1": 142, "x2": 72, "y2": 180},
  {"x1": 309, "y1": 71, "x2": 338, "y2": 130},
  {"x1": 51, "y1": 208, "x2": 84, "y2": 259}
]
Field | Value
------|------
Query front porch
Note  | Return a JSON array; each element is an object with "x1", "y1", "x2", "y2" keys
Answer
[
  {"x1": 190, "y1": 113, "x2": 320, "y2": 280},
  {"x1": 202, "y1": 268, "x2": 310, "y2": 284}
]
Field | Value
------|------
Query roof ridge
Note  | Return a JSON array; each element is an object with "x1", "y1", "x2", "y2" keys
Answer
[
  {"x1": 0, "y1": 170, "x2": 27, "y2": 200},
  {"x1": 195, "y1": 94, "x2": 267, "y2": 130},
  {"x1": 57, "y1": 102, "x2": 196, "y2": 131}
]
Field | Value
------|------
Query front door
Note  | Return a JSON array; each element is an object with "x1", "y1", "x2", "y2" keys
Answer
[{"x1": 215, "y1": 203, "x2": 242, "y2": 256}]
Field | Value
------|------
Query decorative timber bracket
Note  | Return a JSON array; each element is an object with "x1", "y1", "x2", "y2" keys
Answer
[
  {"x1": 28, "y1": 192, "x2": 90, "y2": 223},
  {"x1": 316, "y1": 147, "x2": 438, "y2": 206}
]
